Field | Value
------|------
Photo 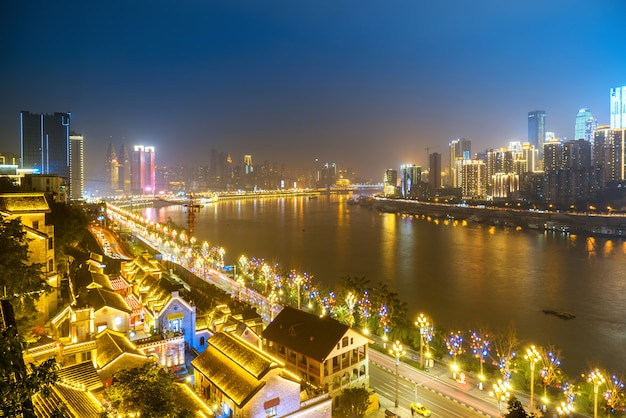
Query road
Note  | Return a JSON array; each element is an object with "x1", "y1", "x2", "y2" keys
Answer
[{"x1": 369, "y1": 349, "x2": 496, "y2": 417}]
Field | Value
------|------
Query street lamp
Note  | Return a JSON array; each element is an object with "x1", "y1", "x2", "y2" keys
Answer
[
  {"x1": 294, "y1": 274, "x2": 303, "y2": 310},
  {"x1": 586, "y1": 369, "x2": 605, "y2": 418},
  {"x1": 389, "y1": 341, "x2": 405, "y2": 408},
  {"x1": 489, "y1": 379, "x2": 511, "y2": 416},
  {"x1": 268, "y1": 291, "x2": 278, "y2": 322},
  {"x1": 237, "y1": 276, "x2": 245, "y2": 300},
  {"x1": 525, "y1": 345, "x2": 541, "y2": 412},
  {"x1": 415, "y1": 313, "x2": 430, "y2": 369}
]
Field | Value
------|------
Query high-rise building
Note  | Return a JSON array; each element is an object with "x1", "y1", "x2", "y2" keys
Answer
[
  {"x1": 461, "y1": 160, "x2": 486, "y2": 199},
  {"x1": 68, "y1": 133, "x2": 84, "y2": 200},
  {"x1": 400, "y1": 164, "x2": 421, "y2": 198},
  {"x1": 105, "y1": 142, "x2": 119, "y2": 194},
  {"x1": 528, "y1": 111, "x2": 546, "y2": 160},
  {"x1": 574, "y1": 108, "x2": 598, "y2": 143},
  {"x1": 610, "y1": 86, "x2": 626, "y2": 130},
  {"x1": 119, "y1": 144, "x2": 131, "y2": 195},
  {"x1": 131, "y1": 145, "x2": 155, "y2": 195},
  {"x1": 383, "y1": 169, "x2": 398, "y2": 197},
  {"x1": 429, "y1": 152, "x2": 441, "y2": 191},
  {"x1": 20, "y1": 111, "x2": 71, "y2": 179},
  {"x1": 448, "y1": 138, "x2": 471, "y2": 188}
]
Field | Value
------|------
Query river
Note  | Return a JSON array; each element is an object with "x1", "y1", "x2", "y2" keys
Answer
[{"x1": 141, "y1": 193, "x2": 626, "y2": 377}]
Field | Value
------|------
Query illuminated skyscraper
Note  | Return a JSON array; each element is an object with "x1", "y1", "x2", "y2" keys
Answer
[
  {"x1": 528, "y1": 111, "x2": 546, "y2": 160},
  {"x1": 105, "y1": 142, "x2": 119, "y2": 194},
  {"x1": 400, "y1": 164, "x2": 421, "y2": 198},
  {"x1": 448, "y1": 138, "x2": 471, "y2": 188},
  {"x1": 575, "y1": 108, "x2": 598, "y2": 143},
  {"x1": 610, "y1": 86, "x2": 626, "y2": 130},
  {"x1": 20, "y1": 111, "x2": 71, "y2": 179},
  {"x1": 68, "y1": 133, "x2": 84, "y2": 200},
  {"x1": 429, "y1": 152, "x2": 441, "y2": 191},
  {"x1": 131, "y1": 145, "x2": 155, "y2": 195},
  {"x1": 383, "y1": 169, "x2": 398, "y2": 197},
  {"x1": 119, "y1": 144, "x2": 131, "y2": 195}
]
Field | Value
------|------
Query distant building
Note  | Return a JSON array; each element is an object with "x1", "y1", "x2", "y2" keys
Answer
[
  {"x1": 429, "y1": 152, "x2": 441, "y2": 191},
  {"x1": 448, "y1": 138, "x2": 471, "y2": 188},
  {"x1": 610, "y1": 86, "x2": 626, "y2": 130},
  {"x1": 528, "y1": 111, "x2": 546, "y2": 160},
  {"x1": 104, "y1": 142, "x2": 119, "y2": 195},
  {"x1": 131, "y1": 145, "x2": 155, "y2": 195},
  {"x1": 119, "y1": 144, "x2": 131, "y2": 195},
  {"x1": 400, "y1": 164, "x2": 421, "y2": 198},
  {"x1": 383, "y1": 169, "x2": 398, "y2": 197},
  {"x1": 20, "y1": 111, "x2": 71, "y2": 181},
  {"x1": 461, "y1": 160, "x2": 486, "y2": 199},
  {"x1": 69, "y1": 133, "x2": 84, "y2": 200}
]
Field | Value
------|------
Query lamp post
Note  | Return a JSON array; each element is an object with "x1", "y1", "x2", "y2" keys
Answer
[
  {"x1": 415, "y1": 313, "x2": 430, "y2": 369},
  {"x1": 587, "y1": 369, "x2": 605, "y2": 418},
  {"x1": 237, "y1": 277, "x2": 245, "y2": 300},
  {"x1": 294, "y1": 275, "x2": 303, "y2": 310},
  {"x1": 389, "y1": 340, "x2": 405, "y2": 408},
  {"x1": 489, "y1": 379, "x2": 511, "y2": 416},
  {"x1": 268, "y1": 291, "x2": 278, "y2": 322},
  {"x1": 525, "y1": 345, "x2": 541, "y2": 412}
]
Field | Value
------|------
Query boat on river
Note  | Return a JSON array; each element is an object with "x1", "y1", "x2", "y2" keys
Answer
[{"x1": 542, "y1": 309, "x2": 576, "y2": 320}]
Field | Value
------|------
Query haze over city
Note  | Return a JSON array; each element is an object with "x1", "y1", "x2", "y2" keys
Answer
[{"x1": 2, "y1": 0, "x2": 625, "y2": 183}]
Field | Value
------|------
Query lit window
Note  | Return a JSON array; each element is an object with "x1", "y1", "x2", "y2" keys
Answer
[{"x1": 265, "y1": 406, "x2": 277, "y2": 417}]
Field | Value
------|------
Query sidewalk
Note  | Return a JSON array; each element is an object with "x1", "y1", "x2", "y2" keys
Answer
[{"x1": 365, "y1": 393, "x2": 411, "y2": 418}]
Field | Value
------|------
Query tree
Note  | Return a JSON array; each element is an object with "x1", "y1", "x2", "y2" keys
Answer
[
  {"x1": 46, "y1": 201, "x2": 88, "y2": 275},
  {"x1": 0, "y1": 216, "x2": 47, "y2": 297},
  {"x1": 336, "y1": 387, "x2": 371, "y2": 418},
  {"x1": 504, "y1": 396, "x2": 528, "y2": 418},
  {"x1": 104, "y1": 362, "x2": 191, "y2": 417},
  {"x1": 0, "y1": 216, "x2": 48, "y2": 339},
  {"x1": 0, "y1": 312, "x2": 59, "y2": 417}
]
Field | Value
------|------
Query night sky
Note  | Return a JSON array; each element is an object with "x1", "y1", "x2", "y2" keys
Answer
[{"x1": 1, "y1": 1, "x2": 625, "y2": 185}]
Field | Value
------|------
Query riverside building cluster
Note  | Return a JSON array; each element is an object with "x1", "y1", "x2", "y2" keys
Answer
[{"x1": 384, "y1": 86, "x2": 626, "y2": 210}]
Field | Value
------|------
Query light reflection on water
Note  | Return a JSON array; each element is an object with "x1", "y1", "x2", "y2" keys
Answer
[{"x1": 143, "y1": 194, "x2": 626, "y2": 375}]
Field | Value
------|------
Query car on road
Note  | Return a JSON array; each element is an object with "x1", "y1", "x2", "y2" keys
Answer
[{"x1": 410, "y1": 402, "x2": 431, "y2": 417}]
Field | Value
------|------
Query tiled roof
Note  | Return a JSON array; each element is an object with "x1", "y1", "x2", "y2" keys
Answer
[
  {"x1": 79, "y1": 287, "x2": 132, "y2": 313},
  {"x1": 87, "y1": 271, "x2": 112, "y2": 290},
  {"x1": 0, "y1": 192, "x2": 50, "y2": 214},
  {"x1": 95, "y1": 329, "x2": 144, "y2": 369},
  {"x1": 33, "y1": 383, "x2": 104, "y2": 418},
  {"x1": 109, "y1": 276, "x2": 129, "y2": 291},
  {"x1": 191, "y1": 332, "x2": 276, "y2": 408},
  {"x1": 262, "y1": 306, "x2": 349, "y2": 362},
  {"x1": 57, "y1": 361, "x2": 103, "y2": 391},
  {"x1": 124, "y1": 294, "x2": 143, "y2": 315}
]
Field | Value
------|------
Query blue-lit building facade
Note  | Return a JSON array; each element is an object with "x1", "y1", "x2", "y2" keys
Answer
[
  {"x1": 528, "y1": 110, "x2": 546, "y2": 160},
  {"x1": 400, "y1": 164, "x2": 421, "y2": 198},
  {"x1": 20, "y1": 111, "x2": 71, "y2": 180}
]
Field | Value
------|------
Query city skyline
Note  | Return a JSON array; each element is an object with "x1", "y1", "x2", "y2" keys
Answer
[{"x1": 1, "y1": 1, "x2": 625, "y2": 183}]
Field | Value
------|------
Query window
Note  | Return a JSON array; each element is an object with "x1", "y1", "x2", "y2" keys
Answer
[
  {"x1": 200, "y1": 337, "x2": 205, "y2": 346},
  {"x1": 342, "y1": 337, "x2": 349, "y2": 348},
  {"x1": 48, "y1": 259, "x2": 54, "y2": 272},
  {"x1": 265, "y1": 406, "x2": 277, "y2": 417},
  {"x1": 48, "y1": 237, "x2": 53, "y2": 250},
  {"x1": 32, "y1": 220, "x2": 39, "y2": 229}
]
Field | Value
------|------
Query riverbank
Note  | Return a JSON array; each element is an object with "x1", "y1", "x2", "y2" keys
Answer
[{"x1": 366, "y1": 197, "x2": 626, "y2": 237}]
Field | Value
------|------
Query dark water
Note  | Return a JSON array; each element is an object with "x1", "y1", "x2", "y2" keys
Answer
[{"x1": 142, "y1": 194, "x2": 626, "y2": 376}]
